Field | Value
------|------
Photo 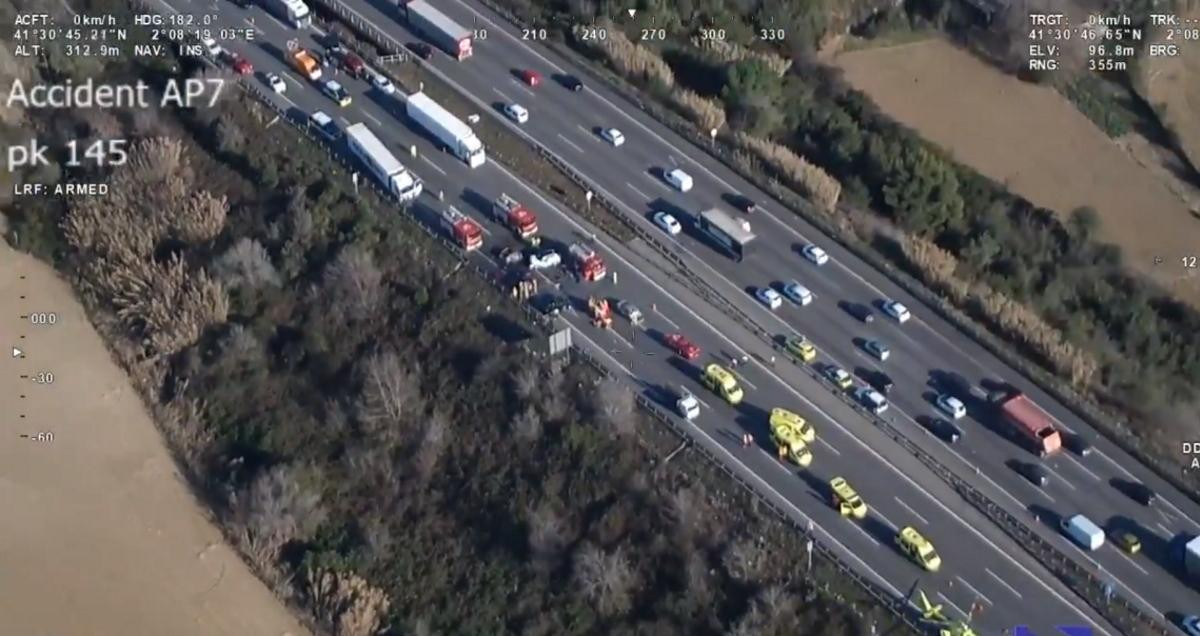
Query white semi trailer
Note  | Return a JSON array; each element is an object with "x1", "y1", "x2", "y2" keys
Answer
[
  {"x1": 345, "y1": 123, "x2": 423, "y2": 203},
  {"x1": 404, "y1": 91, "x2": 485, "y2": 168}
]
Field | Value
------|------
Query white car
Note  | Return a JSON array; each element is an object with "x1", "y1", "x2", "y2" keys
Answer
[
  {"x1": 863, "y1": 339, "x2": 890, "y2": 361},
  {"x1": 616, "y1": 300, "x2": 643, "y2": 325},
  {"x1": 802, "y1": 244, "x2": 829, "y2": 266},
  {"x1": 504, "y1": 103, "x2": 529, "y2": 123},
  {"x1": 855, "y1": 387, "x2": 889, "y2": 415},
  {"x1": 882, "y1": 300, "x2": 911, "y2": 323},
  {"x1": 266, "y1": 72, "x2": 286, "y2": 94},
  {"x1": 756, "y1": 287, "x2": 783, "y2": 310},
  {"x1": 527, "y1": 249, "x2": 561, "y2": 270},
  {"x1": 782, "y1": 281, "x2": 813, "y2": 306},
  {"x1": 371, "y1": 72, "x2": 396, "y2": 95},
  {"x1": 664, "y1": 168, "x2": 693, "y2": 192},
  {"x1": 936, "y1": 394, "x2": 967, "y2": 420},
  {"x1": 321, "y1": 80, "x2": 351, "y2": 107},
  {"x1": 201, "y1": 37, "x2": 222, "y2": 57},
  {"x1": 600, "y1": 127, "x2": 625, "y2": 147},
  {"x1": 677, "y1": 393, "x2": 700, "y2": 420},
  {"x1": 653, "y1": 211, "x2": 681, "y2": 236}
]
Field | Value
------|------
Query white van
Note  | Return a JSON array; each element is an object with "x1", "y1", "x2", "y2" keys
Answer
[
  {"x1": 855, "y1": 387, "x2": 888, "y2": 415},
  {"x1": 665, "y1": 168, "x2": 693, "y2": 192}
]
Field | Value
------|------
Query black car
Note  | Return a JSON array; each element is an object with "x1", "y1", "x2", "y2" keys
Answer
[
  {"x1": 1063, "y1": 432, "x2": 1094, "y2": 457},
  {"x1": 560, "y1": 74, "x2": 584, "y2": 91},
  {"x1": 1014, "y1": 461, "x2": 1048, "y2": 487},
  {"x1": 847, "y1": 303, "x2": 874, "y2": 323},
  {"x1": 731, "y1": 194, "x2": 757, "y2": 214},
  {"x1": 1121, "y1": 481, "x2": 1156, "y2": 506},
  {"x1": 407, "y1": 42, "x2": 434, "y2": 60},
  {"x1": 927, "y1": 417, "x2": 962, "y2": 444},
  {"x1": 861, "y1": 369, "x2": 894, "y2": 395},
  {"x1": 533, "y1": 294, "x2": 570, "y2": 316}
]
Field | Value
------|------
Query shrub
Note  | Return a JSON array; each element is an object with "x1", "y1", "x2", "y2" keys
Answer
[{"x1": 733, "y1": 132, "x2": 842, "y2": 211}]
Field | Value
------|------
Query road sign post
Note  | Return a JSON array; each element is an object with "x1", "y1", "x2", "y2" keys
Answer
[{"x1": 585, "y1": 190, "x2": 593, "y2": 209}]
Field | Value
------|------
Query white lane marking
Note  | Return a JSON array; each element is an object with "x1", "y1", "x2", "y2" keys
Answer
[
  {"x1": 644, "y1": 171, "x2": 673, "y2": 192},
  {"x1": 556, "y1": 133, "x2": 584, "y2": 153},
  {"x1": 276, "y1": 93, "x2": 298, "y2": 110},
  {"x1": 893, "y1": 496, "x2": 929, "y2": 526},
  {"x1": 654, "y1": 306, "x2": 680, "y2": 329},
  {"x1": 987, "y1": 568, "x2": 1024, "y2": 598},
  {"x1": 1115, "y1": 549, "x2": 1149, "y2": 576},
  {"x1": 339, "y1": 116, "x2": 351, "y2": 126},
  {"x1": 819, "y1": 439, "x2": 841, "y2": 456},
  {"x1": 334, "y1": 9, "x2": 1106, "y2": 627},
  {"x1": 850, "y1": 520, "x2": 881, "y2": 547},
  {"x1": 609, "y1": 328, "x2": 634, "y2": 349},
  {"x1": 940, "y1": 444, "x2": 1029, "y2": 510},
  {"x1": 511, "y1": 81, "x2": 536, "y2": 97},
  {"x1": 363, "y1": 111, "x2": 383, "y2": 127},
  {"x1": 626, "y1": 182, "x2": 650, "y2": 200},
  {"x1": 1044, "y1": 464, "x2": 1076, "y2": 491},
  {"x1": 1064, "y1": 454, "x2": 1100, "y2": 481},
  {"x1": 1157, "y1": 521, "x2": 1172, "y2": 536},
  {"x1": 956, "y1": 575, "x2": 994, "y2": 606},
  {"x1": 491, "y1": 86, "x2": 511, "y2": 102},
  {"x1": 577, "y1": 124, "x2": 596, "y2": 139},
  {"x1": 284, "y1": 72, "x2": 302, "y2": 86},
  {"x1": 420, "y1": 156, "x2": 447, "y2": 175},
  {"x1": 732, "y1": 372, "x2": 758, "y2": 391},
  {"x1": 242, "y1": 17, "x2": 265, "y2": 35},
  {"x1": 938, "y1": 593, "x2": 967, "y2": 618},
  {"x1": 261, "y1": 11, "x2": 292, "y2": 32},
  {"x1": 310, "y1": 24, "x2": 327, "y2": 36}
]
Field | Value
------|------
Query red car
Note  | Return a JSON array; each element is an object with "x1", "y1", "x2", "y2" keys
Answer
[
  {"x1": 520, "y1": 69, "x2": 542, "y2": 87},
  {"x1": 229, "y1": 54, "x2": 253, "y2": 75},
  {"x1": 341, "y1": 51, "x2": 366, "y2": 77},
  {"x1": 663, "y1": 333, "x2": 700, "y2": 360}
]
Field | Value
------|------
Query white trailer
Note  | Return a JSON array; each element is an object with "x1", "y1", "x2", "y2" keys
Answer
[
  {"x1": 260, "y1": 0, "x2": 312, "y2": 28},
  {"x1": 402, "y1": 0, "x2": 472, "y2": 60},
  {"x1": 404, "y1": 92, "x2": 485, "y2": 168},
  {"x1": 345, "y1": 123, "x2": 423, "y2": 203},
  {"x1": 1183, "y1": 536, "x2": 1200, "y2": 583},
  {"x1": 1059, "y1": 514, "x2": 1104, "y2": 551}
]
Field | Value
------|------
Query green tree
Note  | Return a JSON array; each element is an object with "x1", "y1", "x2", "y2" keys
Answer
[
  {"x1": 722, "y1": 59, "x2": 782, "y2": 109},
  {"x1": 876, "y1": 143, "x2": 964, "y2": 235}
]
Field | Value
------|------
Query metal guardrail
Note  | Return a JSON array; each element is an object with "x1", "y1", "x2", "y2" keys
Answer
[{"x1": 374, "y1": 2, "x2": 1174, "y2": 634}]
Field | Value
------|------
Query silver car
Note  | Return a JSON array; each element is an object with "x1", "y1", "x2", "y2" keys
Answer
[{"x1": 616, "y1": 300, "x2": 644, "y2": 325}]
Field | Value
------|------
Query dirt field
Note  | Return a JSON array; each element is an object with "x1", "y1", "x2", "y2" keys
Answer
[
  {"x1": 1137, "y1": 6, "x2": 1200, "y2": 180},
  {"x1": 0, "y1": 242, "x2": 308, "y2": 636},
  {"x1": 835, "y1": 38, "x2": 1200, "y2": 307}
]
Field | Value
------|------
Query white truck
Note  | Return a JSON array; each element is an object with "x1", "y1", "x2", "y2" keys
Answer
[
  {"x1": 345, "y1": 123, "x2": 423, "y2": 203},
  {"x1": 1183, "y1": 536, "x2": 1200, "y2": 584},
  {"x1": 260, "y1": 0, "x2": 312, "y2": 28},
  {"x1": 404, "y1": 92, "x2": 485, "y2": 168},
  {"x1": 1060, "y1": 514, "x2": 1105, "y2": 550},
  {"x1": 401, "y1": 0, "x2": 473, "y2": 60}
]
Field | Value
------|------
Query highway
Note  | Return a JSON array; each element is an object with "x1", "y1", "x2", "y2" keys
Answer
[
  {"x1": 146, "y1": 1, "x2": 1132, "y2": 631},
  {"x1": 298, "y1": 0, "x2": 1200, "y2": 622}
]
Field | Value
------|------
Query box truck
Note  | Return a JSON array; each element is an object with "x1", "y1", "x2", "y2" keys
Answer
[
  {"x1": 404, "y1": 92, "x2": 485, "y2": 168},
  {"x1": 1060, "y1": 514, "x2": 1104, "y2": 551},
  {"x1": 401, "y1": 0, "x2": 472, "y2": 60},
  {"x1": 345, "y1": 123, "x2": 423, "y2": 203},
  {"x1": 288, "y1": 48, "x2": 321, "y2": 81}
]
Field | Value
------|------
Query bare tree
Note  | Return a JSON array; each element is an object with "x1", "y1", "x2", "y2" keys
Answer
[
  {"x1": 595, "y1": 376, "x2": 636, "y2": 437},
  {"x1": 539, "y1": 390, "x2": 571, "y2": 423},
  {"x1": 573, "y1": 542, "x2": 638, "y2": 616},
  {"x1": 527, "y1": 503, "x2": 568, "y2": 564},
  {"x1": 414, "y1": 411, "x2": 449, "y2": 482},
  {"x1": 667, "y1": 487, "x2": 703, "y2": 543},
  {"x1": 304, "y1": 567, "x2": 391, "y2": 636},
  {"x1": 755, "y1": 584, "x2": 795, "y2": 627},
  {"x1": 512, "y1": 405, "x2": 543, "y2": 442},
  {"x1": 231, "y1": 463, "x2": 327, "y2": 574},
  {"x1": 685, "y1": 550, "x2": 713, "y2": 607},
  {"x1": 323, "y1": 246, "x2": 383, "y2": 322},
  {"x1": 356, "y1": 349, "x2": 423, "y2": 437},
  {"x1": 727, "y1": 605, "x2": 766, "y2": 636},
  {"x1": 215, "y1": 238, "x2": 281, "y2": 290},
  {"x1": 512, "y1": 365, "x2": 540, "y2": 401},
  {"x1": 721, "y1": 538, "x2": 763, "y2": 583}
]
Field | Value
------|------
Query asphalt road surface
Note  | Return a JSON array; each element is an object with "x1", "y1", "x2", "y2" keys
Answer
[
  {"x1": 305, "y1": 0, "x2": 1200, "y2": 622},
  {"x1": 151, "y1": 0, "x2": 1148, "y2": 631}
]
